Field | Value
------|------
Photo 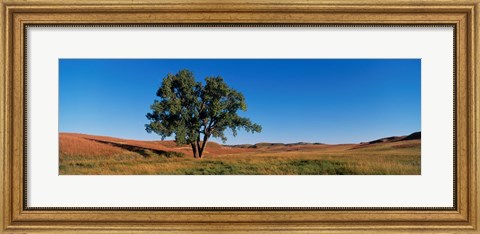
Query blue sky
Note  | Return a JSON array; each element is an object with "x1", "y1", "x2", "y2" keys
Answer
[{"x1": 59, "y1": 59, "x2": 420, "y2": 144}]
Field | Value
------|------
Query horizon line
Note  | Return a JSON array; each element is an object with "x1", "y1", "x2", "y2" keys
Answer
[{"x1": 59, "y1": 131, "x2": 421, "y2": 145}]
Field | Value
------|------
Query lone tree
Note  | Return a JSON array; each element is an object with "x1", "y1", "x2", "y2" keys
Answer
[{"x1": 145, "y1": 69, "x2": 262, "y2": 158}]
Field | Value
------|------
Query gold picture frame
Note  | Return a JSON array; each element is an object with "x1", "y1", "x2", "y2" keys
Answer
[{"x1": 1, "y1": 0, "x2": 478, "y2": 232}]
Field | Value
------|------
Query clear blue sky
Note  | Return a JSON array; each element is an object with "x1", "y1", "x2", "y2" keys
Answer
[{"x1": 59, "y1": 59, "x2": 420, "y2": 144}]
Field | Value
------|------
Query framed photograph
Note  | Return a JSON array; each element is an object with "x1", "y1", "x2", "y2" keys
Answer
[{"x1": 1, "y1": 0, "x2": 478, "y2": 233}]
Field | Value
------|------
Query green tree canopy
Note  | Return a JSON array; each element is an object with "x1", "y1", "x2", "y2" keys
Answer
[{"x1": 146, "y1": 69, "x2": 262, "y2": 158}]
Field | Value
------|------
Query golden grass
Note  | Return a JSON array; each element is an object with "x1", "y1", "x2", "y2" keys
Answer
[
  {"x1": 59, "y1": 133, "x2": 421, "y2": 175},
  {"x1": 60, "y1": 133, "x2": 128, "y2": 157}
]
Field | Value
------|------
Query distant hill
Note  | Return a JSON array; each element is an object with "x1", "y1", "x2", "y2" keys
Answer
[
  {"x1": 402, "y1": 132, "x2": 421, "y2": 141},
  {"x1": 59, "y1": 132, "x2": 420, "y2": 158},
  {"x1": 228, "y1": 142, "x2": 324, "y2": 149},
  {"x1": 226, "y1": 132, "x2": 421, "y2": 148},
  {"x1": 365, "y1": 131, "x2": 421, "y2": 145}
]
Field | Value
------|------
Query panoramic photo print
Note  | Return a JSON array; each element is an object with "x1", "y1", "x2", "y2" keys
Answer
[{"x1": 59, "y1": 59, "x2": 421, "y2": 175}]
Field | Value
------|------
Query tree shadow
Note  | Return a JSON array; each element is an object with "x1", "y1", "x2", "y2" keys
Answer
[{"x1": 86, "y1": 138, "x2": 183, "y2": 158}]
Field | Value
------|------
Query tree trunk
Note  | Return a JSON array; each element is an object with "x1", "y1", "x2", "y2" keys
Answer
[
  {"x1": 191, "y1": 143, "x2": 197, "y2": 158},
  {"x1": 198, "y1": 135, "x2": 209, "y2": 158},
  {"x1": 196, "y1": 138, "x2": 202, "y2": 159}
]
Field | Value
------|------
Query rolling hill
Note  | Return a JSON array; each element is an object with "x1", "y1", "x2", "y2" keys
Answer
[{"x1": 59, "y1": 132, "x2": 421, "y2": 175}]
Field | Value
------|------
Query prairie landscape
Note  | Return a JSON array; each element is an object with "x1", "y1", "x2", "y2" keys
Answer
[
  {"x1": 59, "y1": 132, "x2": 421, "y2": 175},
  {"x1": 59, "y1": 59, "x2": 421, "y2": 175}
]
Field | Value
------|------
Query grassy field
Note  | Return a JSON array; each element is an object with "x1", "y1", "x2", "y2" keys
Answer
[{"x1": 59, "y1": 133, "x2": 420, "y2": 175}]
